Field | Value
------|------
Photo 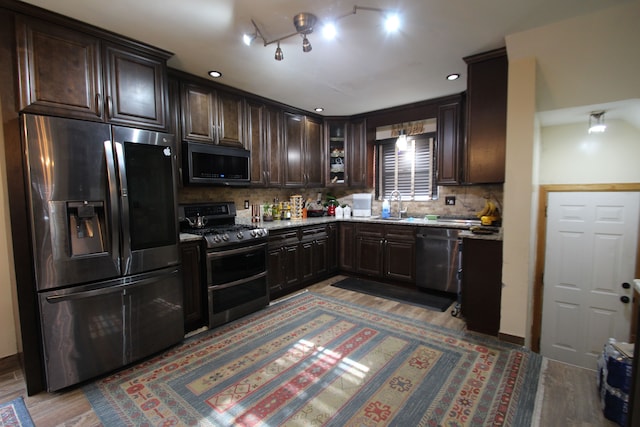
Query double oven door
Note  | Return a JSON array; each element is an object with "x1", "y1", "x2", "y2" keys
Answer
[{"x1": 205, "y1": 241, "x2": 269, "y2": 327}]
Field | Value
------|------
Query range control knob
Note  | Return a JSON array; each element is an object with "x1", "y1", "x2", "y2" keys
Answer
[
  {"x1": 237, "y1": 232, "x2": 244, "y2": 240},
  {"x1": 221, "y1": 233, "x2": 229, "y2": 241},
  {"x1": 212, "y1": 234, "x2": 221, "y2": 243}
]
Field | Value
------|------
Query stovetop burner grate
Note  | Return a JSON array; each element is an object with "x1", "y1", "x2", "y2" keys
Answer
[{"x1": 182, "y1": 224, "x2": 261, "y2": 236}]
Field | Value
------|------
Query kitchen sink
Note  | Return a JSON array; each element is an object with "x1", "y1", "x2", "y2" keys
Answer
[
  {"x1": 436, "y1": 218, "x2": 482, "y2": 226},
  {"x1": 370, "y1": 216, "x2": 406, "y2": 221}
]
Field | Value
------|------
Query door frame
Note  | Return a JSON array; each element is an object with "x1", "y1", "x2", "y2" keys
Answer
[{"x1": 531, "y1": 183, "x2": 640, "y2": 352}]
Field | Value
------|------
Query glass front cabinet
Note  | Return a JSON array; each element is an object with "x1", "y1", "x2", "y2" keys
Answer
[
  {"x1": 327, "y1": 121, "x2": 347, "y2": 186},
  {"x1": 325, "y1": 119, "x2": 367, "y2": 188}
]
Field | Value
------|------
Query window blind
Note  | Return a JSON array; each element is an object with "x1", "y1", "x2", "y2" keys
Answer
[{"x1": 379, "y1": 135, "x2": 434, "y2": 200}]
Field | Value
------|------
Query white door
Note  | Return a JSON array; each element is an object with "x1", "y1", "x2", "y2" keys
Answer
[{"x1": 540, "y1": 191, "x2": 639, "y2": 369}]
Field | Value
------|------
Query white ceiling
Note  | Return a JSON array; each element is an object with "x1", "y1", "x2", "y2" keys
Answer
[{"x1": 21, "y1": 0, "x2": 632, "y2": 117}]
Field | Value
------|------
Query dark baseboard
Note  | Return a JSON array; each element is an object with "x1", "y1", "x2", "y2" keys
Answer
[{"x1": 499, "y1": 333, "x2": 525, "y2": 346}]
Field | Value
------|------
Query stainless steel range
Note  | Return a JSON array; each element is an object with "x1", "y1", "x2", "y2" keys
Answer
[{"x1": 179, "y1": 202, "x2": 269, "y2": 328}]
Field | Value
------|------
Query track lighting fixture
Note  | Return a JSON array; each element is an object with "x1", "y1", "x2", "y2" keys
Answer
[
  {"x1": 588, "y1": 111, "x2": 606, "y2": 133},
  {"x1": 243, "y1": 5, "x2": 400, "y2": 61}
]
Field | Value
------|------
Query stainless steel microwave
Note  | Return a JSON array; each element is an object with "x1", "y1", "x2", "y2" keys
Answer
[{"x1": 183, "y1": 142, "x2": 250, "y2": 186}]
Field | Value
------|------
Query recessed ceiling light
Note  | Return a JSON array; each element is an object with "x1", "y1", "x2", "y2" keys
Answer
[
  {"x1": 314, "y1": 107, "x2": 324, "y2": 112},
  {"x1": 208, "y1": 70, "x2": 222, "y2": 78},
  {"x1": 446, "y1": 73, "x2": 460, "y2": 81}
]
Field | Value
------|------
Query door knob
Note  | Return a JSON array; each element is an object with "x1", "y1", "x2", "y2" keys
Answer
[
  {"x1": 622, "y1": 282, "x2": 631, "y2": 289},
  {"x1": 620, "y1": 295, "x2": 630, "y2": 304}
]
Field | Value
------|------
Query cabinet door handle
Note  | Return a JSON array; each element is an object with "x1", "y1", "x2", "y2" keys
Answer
[
  {"x1": 106, "y1": 95, "x2": 113, "y2": 119},
  {"x1": 96, "y1": 93, "x2": 103, "y2": 117}
]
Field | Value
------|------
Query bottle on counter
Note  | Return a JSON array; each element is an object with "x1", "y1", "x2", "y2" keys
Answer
[
  {"x1": 343, "y1": 205, "x2": 351, "y2": 218},
  {"x1": 335, "y1": 205, "x2": 344, "y2": 219},
  {"x1": 382, "y1": 199, "x2": 390, "y2": 218}
]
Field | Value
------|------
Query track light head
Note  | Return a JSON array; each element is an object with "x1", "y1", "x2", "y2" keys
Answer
[
  {"x1": 274, "y1": 42, "x2": 284, "y2": 61},
  {"x1": 243, "y1": 33, "x2": 256, "y2": 46},
  {"x1": 302, "y1": 35, "x2": 312, "y2": 52}
]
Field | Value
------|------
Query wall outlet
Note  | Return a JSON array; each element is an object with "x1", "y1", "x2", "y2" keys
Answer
[
  {"x1": 445, "y1": 196, "x2": 456, "y2": 206},
  {"x1": 244, "y1": 200, "x2": 249, "y2": 209}
]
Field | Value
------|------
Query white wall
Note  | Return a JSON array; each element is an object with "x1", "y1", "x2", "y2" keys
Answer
[
  {"x1": 540, "y1": 120, "x2": 640, "y2": 184},
  {"x1": 0, "y1": 97, "x2": 18, "y2": 358},
  {"x1": 503, "y1": 1, "x2": 640, "y2": 340},
  {"x1": 501, "y1": 57, "x2": 537, "y2": 341}
]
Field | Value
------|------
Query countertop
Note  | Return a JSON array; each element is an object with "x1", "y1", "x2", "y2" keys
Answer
[{"x1": 180, "y1": 216, "x2": 502, "y2": 242}]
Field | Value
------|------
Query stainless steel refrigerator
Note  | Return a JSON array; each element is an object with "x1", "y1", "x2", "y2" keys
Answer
[{"x1": 22, "y1": 114, "x2": 184, "y2": 391}]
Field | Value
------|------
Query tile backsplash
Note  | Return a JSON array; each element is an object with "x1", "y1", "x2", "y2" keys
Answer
[{"x1": 178, "y1": 184, "x2": 503, "y2": 221}]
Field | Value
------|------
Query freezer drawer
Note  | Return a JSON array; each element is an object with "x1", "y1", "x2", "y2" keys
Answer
[{"x1": 39, "y1": 267, "x2": 183, "y2": 391}]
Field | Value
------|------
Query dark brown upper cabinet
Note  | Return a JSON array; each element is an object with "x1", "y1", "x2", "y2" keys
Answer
[
  {"x1": 348, "y1": 119, "x2": 368, "y2": 188},
  {"x1": 247, "y1": 101, "x2": 283, "y2": 187},
  {"x1": 436, "y1": 95, "x2": 464, "y2": 185},
  {"x1": 283, "y1": 113, "x2": 323, "y2": 188},
  {"x1": 15, "y1": 14, "x2": 169, "y2": 130},
  {"x1": 181, "y1": 81, "x2": 245, "y2": 148},
  {"x1": 463, "y1": 48, "x2": 508, "y2": 184}
]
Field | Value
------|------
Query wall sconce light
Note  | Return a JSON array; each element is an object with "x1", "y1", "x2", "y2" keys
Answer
[
  {"x1": 243, "y1": 6, "x2": 400, "y2": 61},
  {"x1": 588, "y1": 111, "x2": 607, "y2": 133}
]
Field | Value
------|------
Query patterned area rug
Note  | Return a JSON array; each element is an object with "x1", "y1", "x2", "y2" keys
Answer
[
  {"x1": 84, "y1": 292, "x2": 542, "y2": 426},
  {"x1": 0, "y1": 397, "x2": 35, "y2": 427}
]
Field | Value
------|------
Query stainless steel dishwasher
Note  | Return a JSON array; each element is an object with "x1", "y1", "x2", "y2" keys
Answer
[{"x1": 416, "y1": 227, "x2": 461, "y2": 294}]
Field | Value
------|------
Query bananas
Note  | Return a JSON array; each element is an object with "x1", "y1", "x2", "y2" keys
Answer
[{"x1": 475, "y1": 198, "x2": 500, "y2": 224}]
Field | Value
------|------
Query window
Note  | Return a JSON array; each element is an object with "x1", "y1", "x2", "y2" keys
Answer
[{"x1": 376, "y1": 133, "x2": 436, "y2": 201}]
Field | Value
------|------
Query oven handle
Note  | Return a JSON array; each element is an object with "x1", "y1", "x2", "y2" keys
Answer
[
  {"x1": 209, "y1": 271, "x2": 267, "y2": 291},
  {"x1": 206, "y1": 242, "x2": 267, "y2": 259}
]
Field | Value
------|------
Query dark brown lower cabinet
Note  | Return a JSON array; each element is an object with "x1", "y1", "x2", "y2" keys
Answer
[
  {"x1": 268, "y1": 224, "x2": 337, "y2": 299},
  {"x1": 339, "y1": 222, "x2": 357, "y2": 272},
  {"x1": 461, "y1": 237, "x2": 502, "y2": 335},
  {"x1": 355, "y1": 223, "x2": 416, "y2": 283},
  {"x1": 180, "y1": 240, "x2": 207, "y2": 333},
  {"x1": 301, "y1": 226, "x2": 329, "y2": 281},
  {"x1": 326, "y1": 223, "x2": 338, "y2": 272},
  {"x1": 267, "y1": 229, "x2": 301, "y2": 297}
]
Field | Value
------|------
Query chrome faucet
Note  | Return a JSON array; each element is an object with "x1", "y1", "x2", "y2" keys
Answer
[{"x1": 390, "y1": 190, "x2": 404, "y2": 219}]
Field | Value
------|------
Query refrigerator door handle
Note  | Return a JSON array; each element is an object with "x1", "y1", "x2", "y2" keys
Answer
[
  {"x1": 45, "y1": 284, "x2": 125, "y2": 302},
  {"x1": 45, "y1": 268, "x2": 181, "y2": 303},
  {"x1": 104, "y1": 140, "x2": 122, "y2": 274},
  {"x1": 114, "y1": 141, "x2": 132, "y2": 275}
]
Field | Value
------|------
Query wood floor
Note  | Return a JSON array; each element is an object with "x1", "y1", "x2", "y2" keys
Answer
[{"x1": 0, "y1": 276, "x2": 617, "y2": 426}]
